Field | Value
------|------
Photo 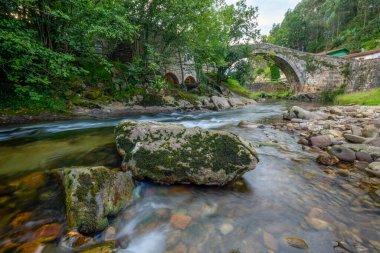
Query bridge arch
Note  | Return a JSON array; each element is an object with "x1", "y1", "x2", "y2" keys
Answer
[
  {"x1": 184, "y1": 75, "x2": 198, "y2": 90},
  {"x1": 164, "y1": 72, "x2": 179, "y2": 85},
  {"x1": 253, "y1": 52, "x2": 305, "y2": 93}
]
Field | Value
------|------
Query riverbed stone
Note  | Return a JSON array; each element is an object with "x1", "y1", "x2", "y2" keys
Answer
[
  {"x1": 342, "y1": 143, "x2": 380, "y2": 160},
  {"x1": 366, "y1": 162, "x2": 380, "y2": 177},
  {"x1": 170, "y1": 214, "x2": 192, "y2": 230},
  {"x1": 351, "y1": 125, "x2": 363, "y2": 136},
  {"x1": 285, "y1": 237, "x2": 309, "y2": 250},
  {"x1": 356, "y1": 152, "x2": 373, "y2": 163},
  {"x1": 362, "y1": 125, "x2": 379, "y2": 138},
  {"x1": 284, "y1": 106, "x2": 329, "y2": 120},
  {"x1": 211, "y1": 96, "x2": 231, "y2": 111},
  {"x1": 33, "y1": 223, "x2": 63, "y2": 242},
  {"x1": 317, "y1": 153, "x2": 339, "y2": 166},
  {"x1": 328, "y1": 146, "x2": 356, "y2": 163},
  {"x1": 366, "y1": 137, "x2": 380, "y2": 147},
  {"x1": 374, "y1": 119, "x2": 380, "y2": 128},
  {"x1": 228, "y1": 98, "x2": 245, "y2": 108},
  {"x1": 343, "y1": 134, "x2": 367, "y2": 144},
  {"x1": 115, "y1": 121, "x2": 258, "y2": 185},
  {"x1": 310, "y1": 135, "x2": 332, "y2": 148},
  {"x1": 60, "y1": 166, "x2": 134, "y2": 234}
]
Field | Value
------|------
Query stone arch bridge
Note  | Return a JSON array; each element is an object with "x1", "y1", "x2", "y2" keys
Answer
[{"x1": 252, "y1": 43, "x2": 380, "y2": 94}]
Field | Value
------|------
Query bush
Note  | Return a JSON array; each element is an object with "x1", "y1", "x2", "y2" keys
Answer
[{"x1": 321, "y1": 87, "x2": 345, "y2": 102}]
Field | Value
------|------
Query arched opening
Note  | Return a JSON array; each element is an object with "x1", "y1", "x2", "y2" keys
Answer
[
  {"x1": 164, "y1": 73, "x2": 179, "y2": 85},
  {"x1": 184, "y1": 76, "x2": 198, "y2": 90},
  {"x1": 267, "y1": 55, "x2": 303, "y2": 93},
  {"x1": 252, "y1": 53, "x2": 304, "y2": 93}
]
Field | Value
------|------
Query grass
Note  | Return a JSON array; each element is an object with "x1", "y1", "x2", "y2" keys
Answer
[
  {"x1": 222, "y1": 78, "x2": 293, "y2": 100},
  {"x1": 223, "y1": 78, "x2": 253, "y2": 98},
  {"x1": 335, "y1": 88, "x2": 380, "y2": 105}
]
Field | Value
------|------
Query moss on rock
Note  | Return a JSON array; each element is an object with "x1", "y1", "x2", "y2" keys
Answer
[
  {"x1": 115, "y1": 121, "x2": 258, "y2": 185},
  {"x1": 61, "y1": 166, "x2": 134, "y2": 234}
]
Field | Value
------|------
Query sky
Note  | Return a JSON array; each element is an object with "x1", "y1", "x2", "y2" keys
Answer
[{"x1": 226, "y1": 0, "x2": 301, "y2": 35}]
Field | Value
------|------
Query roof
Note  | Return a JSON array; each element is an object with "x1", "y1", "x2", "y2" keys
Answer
[
  {"x1": 316, "y1": 48, "x2": 349, "y2": 55},
  {"x1": 344, "y1": 48, "x2": 380, "y2": 58}
]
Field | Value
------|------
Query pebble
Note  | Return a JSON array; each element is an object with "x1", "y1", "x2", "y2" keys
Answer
[
  {"x1": 33, "y1": 223, "x2": 62, "y2": 242},
  {"x1": 285, "y1": 237, "x2": 309, "y2": 249},
  {"x1": 170, "y1": 214, "x2": 192, "y2": 230},
  {"x1": 219, "y1": 223, "x2": 234, "y2": 235}
]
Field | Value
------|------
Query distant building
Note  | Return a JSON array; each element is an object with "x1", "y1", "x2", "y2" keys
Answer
[
  {"x1": 316, "y1": 48, "x2": 350, "y2": 57},
  {"x1": 344, "y1": 48, "x2": 380, "y2": 60}
]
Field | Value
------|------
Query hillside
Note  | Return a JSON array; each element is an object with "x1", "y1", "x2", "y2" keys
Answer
[{"x1": 267, "y1": 0, "x2": 380, "y2": 53}]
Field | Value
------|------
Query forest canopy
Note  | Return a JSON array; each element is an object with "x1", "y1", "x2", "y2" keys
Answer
[
  {"x1": 267, "y1": 0, "x2": 380, "y2": 53},
  {"x1": 0, "y1": 0, "x2": 258, "y2": 111}
]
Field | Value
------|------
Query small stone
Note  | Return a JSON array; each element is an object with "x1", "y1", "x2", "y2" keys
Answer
[
  {"x1": 310, "y1": 135, "x2": 332, "y2": 148},
  {"x1": 337, "y1": 169, "x2": 350, "y2": 177},
  {"x1": 351, "y1": 125, "x2": 363, "y2": 136},
  {"x1": 306, "y1": 217, "x2": 330, "y2": 229},
  {"x1": 354, "y1": 161, "x2": 369, "y2": 170},
  {"x1": 356, "y1": 152, "x2": 373, "y2": 163},
  {"x1": 316, "y1": 154, "x2": 339, "y2": 166},
  {"x1": 16, "y1": 242, "x2": 45, "y2": 253},
  {"x1": 330, "y1": 108, "x2": 343, "y2": 115},
  {"x1": 238, "y1": 121, "x2": 259, "y2": 128},
  {"x1": 59, "y1": 231, "x2": 96, "y2": 250},
  {"x1": 343, "y1": 134, "x2": 367, "y2": 144},
  {"x1": 366, "y1": 137, "x2": 380, "y2": 147},
  {"x1": 219, "y1": 223, "x2": 234, "y2": 235},
  {"x1": 9, "y1": 171, "x2": 47, "y2": 191},
  {"x1": 104, "y1": 226, "x2": 116, "y2": 241},
  {"x1": 263, "y1": 231, "x2": 278, "y2": 250},
  {"x1": 155, "y1": 208, "x2": 171, "y2": 219},
  {"x1": 329, "y1": 146, "x2": 356, "y2": 163},
  {"x1": 33, "y1": 223, "x2": 62, "y2": 242},
  {"x1": 366, "y1": 162, "x2": 380, "y2": 177},
  {"x1": 362, "y1": 125, "x2": 379, "y2": 138},
  {"x1": 10, "y1": 212, "x2": 33, "y2": 228},
  {"x1": 374, "y1": 119, "x2": 380, "y2": 129},
  {"x1": 298, "y1": 138, "x2": 309, "y2": 146},
  {"x1": 285, "y1": 237, "x2": 309, "y2": 250},
  {"x1": 170, "y1": 214, "x2": 192, "y2": 230}
]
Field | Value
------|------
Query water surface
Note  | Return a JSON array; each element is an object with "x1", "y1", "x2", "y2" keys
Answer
[{"x1": 0, "y1": 102, "x2": 378, "y2": 252}]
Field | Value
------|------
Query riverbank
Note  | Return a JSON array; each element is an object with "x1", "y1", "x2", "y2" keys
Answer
[
  {"x1": 269, "y1": 105, "x2": 380, "y2": 195},
  {"x1": 0, "y1": 94, "x2": 257, "y2": 126}
]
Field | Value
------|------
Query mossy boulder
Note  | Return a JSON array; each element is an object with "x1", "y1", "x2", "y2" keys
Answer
[
  {"x1": 115, "y1": 121, "x2": 258, "y2": 185},
  {"x1": 60, "y1": 166, "x2": 134, "y2": 234}
]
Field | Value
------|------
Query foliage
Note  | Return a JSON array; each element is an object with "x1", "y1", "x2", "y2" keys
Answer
[
  {"x1": 223, "y1": 78, "x2": 252, "y2": 98},
  {"x1": 0, "y1": 0, "x2": 260, "y2": 114},
  {"x1": 321, "y1": 87, "x2": 346, "y2": 102},
  {"x1": 335, "y1": 88, "x2": 380, "y2": 105},
  {"x1": 268, "y1": 0, "x2": 380, "y2": 53}
]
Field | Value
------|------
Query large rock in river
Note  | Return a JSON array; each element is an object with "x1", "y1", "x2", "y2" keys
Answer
[
  {"x1": 60, "y1": 166, "x2": 134, "y2": 234},
  {"x1": 284, "y1": 106, "x2": 329, "y2": 120},
  {"x1": 115, "y1": 121, "x2": 258, "y2": 185}
]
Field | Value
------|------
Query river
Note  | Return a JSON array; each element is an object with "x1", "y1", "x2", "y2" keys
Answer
[{"x1": 0, "y1": 101, "x2": 379, "y2": 252}]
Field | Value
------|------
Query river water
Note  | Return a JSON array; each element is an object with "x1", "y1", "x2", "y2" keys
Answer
[{"x1": 0, "y1": 102, "x2": 379, "y2": 253}]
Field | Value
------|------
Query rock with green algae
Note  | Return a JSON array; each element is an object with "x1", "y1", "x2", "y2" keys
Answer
[
  {"x1": 60, "y1": 166, "x2": 134, "y2": 234},
  {"x1": 115, "y1": 121, "x2": 258, "y2": 185}
]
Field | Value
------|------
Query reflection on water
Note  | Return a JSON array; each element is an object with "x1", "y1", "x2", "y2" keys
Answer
[{"x1": 0, "y1": 101, "x2": 379, "y2": 252}]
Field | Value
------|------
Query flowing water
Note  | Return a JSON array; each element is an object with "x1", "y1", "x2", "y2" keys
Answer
[{"x1": 0, "y1": 102, "x2": 379, "y2": 253}]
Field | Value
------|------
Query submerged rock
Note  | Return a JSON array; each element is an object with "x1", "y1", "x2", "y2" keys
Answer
[
  {"x1": 60, "y1": 166, "x2": 134, "y2": 234},
  {"x1": 115, "y1": 121, "x2": 258, "y2": 185},
  {"x1": 285, "y1": 237, "x2": 309, "y2": 250}
]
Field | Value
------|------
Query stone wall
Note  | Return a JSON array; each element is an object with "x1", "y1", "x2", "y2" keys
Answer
[
  {"x1": 248, "y1": 82, "x2": 288, "y2": 93},
  {"x1": 252, "y1": 43, "x2": 380, "y2": 94},
  {"x1": 347, "y1": 58, "x2": 380, "y2": 92}
]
